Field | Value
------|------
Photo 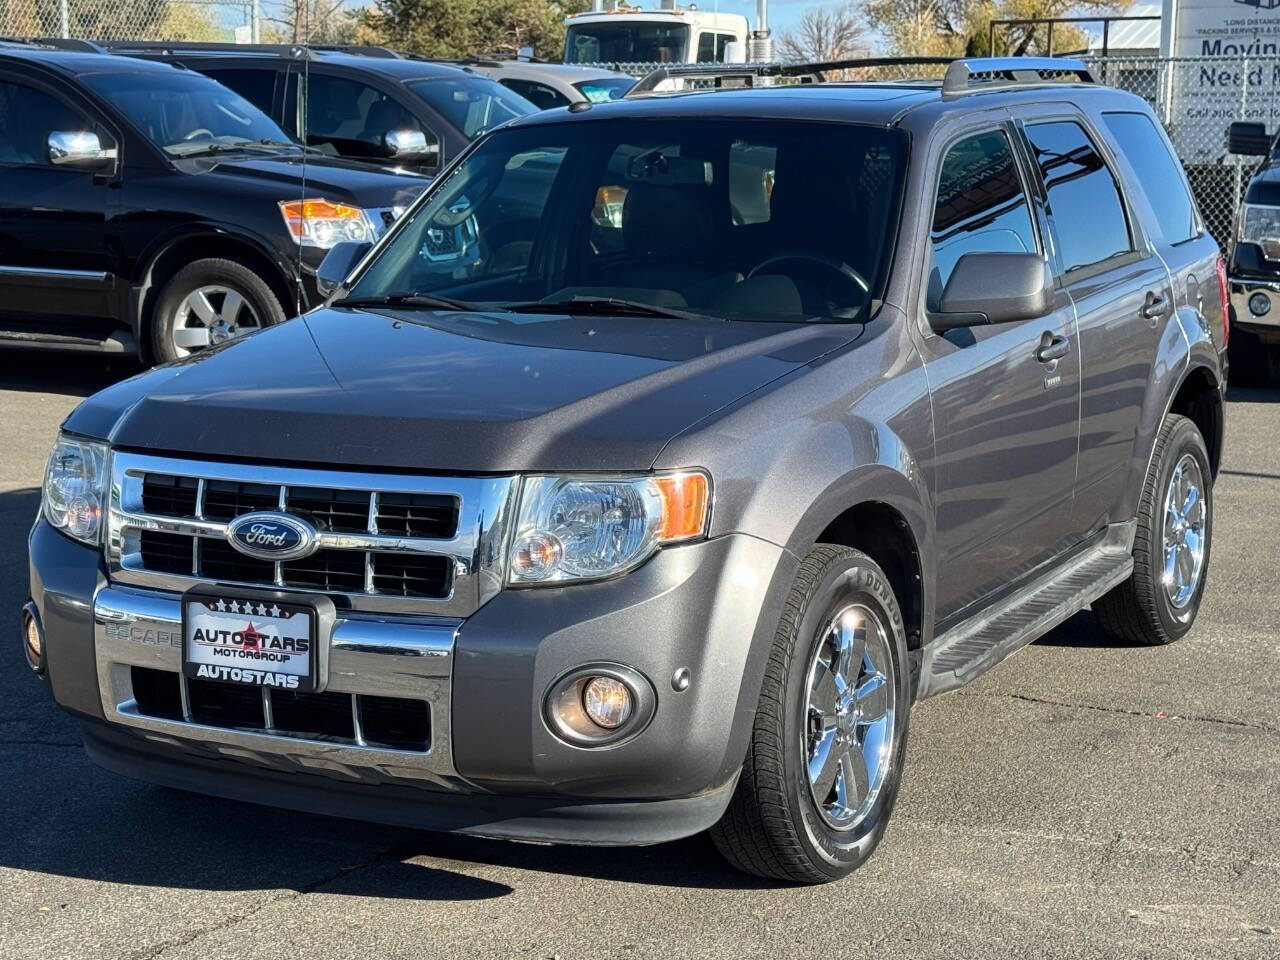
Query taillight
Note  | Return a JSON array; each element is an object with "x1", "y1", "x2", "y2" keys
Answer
[{"x1": 1215, "y1": 256, "x2": 1230, "y2": 346}]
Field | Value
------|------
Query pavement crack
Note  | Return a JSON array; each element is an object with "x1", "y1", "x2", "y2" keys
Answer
[
  {"x1": 960, "y1": 691, "x2": 1279, "y2": 734},
  {"x1": 119, "y1": 841, "x2": 413, "y2": 960}
]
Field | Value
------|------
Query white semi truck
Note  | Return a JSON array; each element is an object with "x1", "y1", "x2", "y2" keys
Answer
[{"x1": 563, "y1": 1, "x2": 755, "y2": 65}]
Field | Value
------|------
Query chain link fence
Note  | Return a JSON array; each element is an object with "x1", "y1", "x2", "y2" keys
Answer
[
  {"x1": 0, "y1": 0, "x2": 360, "y2": 43},
  {"x1": 599, "y1": 55, "x2": 1278, "y2": 251}
]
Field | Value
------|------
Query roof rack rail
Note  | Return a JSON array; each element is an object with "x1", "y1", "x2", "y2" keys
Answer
[
  {"x1": 941, "y1": 56, "x2": 1093, "y2": 94},
  {"x1": 5, "y1": 36, "x2": 105, "y2": 52},
  {"x1": 627, "y1": 57, "x2": 955, "y2": 96},
  {"x1": 96, "y1": 41, "x2": 402, "y2": 59},
  {"x1": 627, "y1": 55, "x2": 1093, "y2": 98}
]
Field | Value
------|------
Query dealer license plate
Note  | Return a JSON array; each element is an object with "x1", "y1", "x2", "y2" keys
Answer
[{"x1": 182, "y1": 592, "x2": 317, "y2": 692}]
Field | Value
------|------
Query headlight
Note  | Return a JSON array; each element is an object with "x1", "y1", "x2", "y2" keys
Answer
[
  {"x1": 508, "y1": 471, "x2": 710, "y2": 585},
  {"x1": 43, "y1": 434, "x2": 108, "y2": 546},
  {"x1": 1239, "y1": 203, "x2": 1280, "y2": 259},
  {"x1": 278, "y1": 199, "x2": 375, "y2": 249}
]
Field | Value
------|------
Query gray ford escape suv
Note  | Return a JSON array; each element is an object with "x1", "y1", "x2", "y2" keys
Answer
[{"x1": 25, "y1": 58, "x2": 1229, "y2": 884}]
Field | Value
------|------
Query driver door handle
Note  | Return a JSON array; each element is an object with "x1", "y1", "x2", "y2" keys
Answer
[{"x1": 1035, "y1": 332, "x2": 1070, "y2": 364}]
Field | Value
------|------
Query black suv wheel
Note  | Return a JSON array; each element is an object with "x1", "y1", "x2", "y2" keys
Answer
[
  {"x1": 711, "y1": 545, "x2": 911, "y2": 883},
  {"x1": 1095, "y1": 414, "x2": 1213, "y2": 645},
  {"x1": 151, "y1": 258, "x2": 287, "y2": 363}
]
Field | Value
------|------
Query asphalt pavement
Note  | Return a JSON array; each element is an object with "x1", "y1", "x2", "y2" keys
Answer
[{"x1": 0, "y1": 352, "x2": 1276, "y2": 960}]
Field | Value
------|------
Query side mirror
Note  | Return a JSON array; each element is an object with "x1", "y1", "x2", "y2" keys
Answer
[
  {"x1": 48, "y1": 131, "x2": 117, "y2": 171},
  {"x1": 383, "y1": 129, "x2": 436, "y2": 159},
  {"x1": 315, "y1": 240, "x2": 372, "y2": 299},
  {"x1": 1227, "y1": 121, "x2": 1272, "y2": 157},
  {"x1": 928, "y1": 252, "x2": 1053, "y2": 333}
]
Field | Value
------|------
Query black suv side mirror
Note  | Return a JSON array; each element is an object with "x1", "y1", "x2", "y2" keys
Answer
[
  {"x1": 928, "y1": 252, "x2": 1053, "y2": 333},
  {"x1": 48, "y1": 130, "x2": 117, "y2": 172},
  {"x1": 316, "y1": 240, "x2": 372, "y2": 298},
  {"x1": 1226, "y1": 121, "x2": 1272, "y2": 157}
]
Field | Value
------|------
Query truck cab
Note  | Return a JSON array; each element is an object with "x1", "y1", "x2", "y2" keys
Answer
[{"x1": 563, "y1": 3, "x2": 749, "y2": 65}]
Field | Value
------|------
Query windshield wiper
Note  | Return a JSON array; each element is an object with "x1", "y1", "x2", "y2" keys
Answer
[
  {"x1": 336, "y1": 292, "x2": 481, "y2": 312},
  {"x1": 502, "y1": 296, "x2": 718, "y2": 321}
]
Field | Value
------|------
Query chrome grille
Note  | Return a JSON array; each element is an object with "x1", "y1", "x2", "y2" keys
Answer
[{"x1": 109, "y1": 451, "x2": 519, "y2": 617}]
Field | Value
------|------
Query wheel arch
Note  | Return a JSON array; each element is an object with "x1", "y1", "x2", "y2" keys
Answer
[
  {"x1": 131, "y1": 230, "x2": 299, "y2": 361},
  {"x1": 1168, "y1": 363, "x2": 1225, "y2": 478}
]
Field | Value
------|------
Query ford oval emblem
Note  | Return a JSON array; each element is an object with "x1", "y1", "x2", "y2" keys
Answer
[{"x1": 226, "y1": 512, "x2": 318, "y2": 562}]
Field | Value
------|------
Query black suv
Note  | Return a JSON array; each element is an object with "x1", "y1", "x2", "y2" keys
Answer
[
  {"x1": 102, "y1": 43, "x2": 537, "y2": 178},
  {"x1": 1225, "y1": 120, "x2": 1280, "y2": 384},
  {"x1": 0, "y1": 44, "x2": 425, "y2": 362}
]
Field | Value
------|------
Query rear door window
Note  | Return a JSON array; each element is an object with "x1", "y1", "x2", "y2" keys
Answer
[
  {"x1": 928, "y1": 129, "x2": 1039, "y2": 309},
  {"x1": 1102, "y1": 111, "x2": 1197, "y2": 244},
  {"x1": 1023, "y1": 120, "x2": 1134, "y2": 274}
]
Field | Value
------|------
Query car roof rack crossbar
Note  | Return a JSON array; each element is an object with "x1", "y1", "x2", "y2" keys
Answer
[
  {"x1": 942, "y1": 56, "x2": 1093, "y2": 94},
  {"x1": 628, "y1": 57, "x2": 958, "y2": 96}
]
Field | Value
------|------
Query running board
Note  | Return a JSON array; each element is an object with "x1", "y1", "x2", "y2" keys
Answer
[{"x1": 919, "y1": 523, "x2": 1135, "y2": 698}]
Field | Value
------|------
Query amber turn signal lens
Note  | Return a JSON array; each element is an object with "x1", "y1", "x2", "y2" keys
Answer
[{"x1": 654, "y1": 471, "x2": 710, "y2": 543}]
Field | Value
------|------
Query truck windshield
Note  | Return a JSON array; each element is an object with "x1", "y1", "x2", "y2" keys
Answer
[
  {"x1": 404, "y1": 77, "x2": 535, "y2": 140},
  {"x1": 565, "y1": 22, "x2": 690, "y2": 64},
  {"x1": 82, "y1": 71, "x2": 292, "y2": 157},
  {"x1": 346, "y1": 117, "x2": 906, "y2": 324}
]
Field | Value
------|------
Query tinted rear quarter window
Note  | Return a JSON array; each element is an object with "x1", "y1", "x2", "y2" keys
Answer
[
  {"x1": 1023, "y1": 121, "x2": 1132, "y2": 274},
  {"x1": 1102, "y1": 111, "x2": 1197, "y2": 244}
]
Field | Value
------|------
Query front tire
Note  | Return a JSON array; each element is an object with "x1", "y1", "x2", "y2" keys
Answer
[
  {"x1": 151, "y1": 258, "x2": 287, "y2": 363},
  {"x1": 711, "y1": 545, "x2": 911, "y2": 883},
  {"x1": 1094, "y1": 414, "x2": 1213, "y2": 645}
]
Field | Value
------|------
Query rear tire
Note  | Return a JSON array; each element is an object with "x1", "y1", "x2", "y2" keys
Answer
[
  {"x1": 151, "y1": 258, "x2": 287, "y2": 364},
  {"x1": 710, "y1": 545, "x2": 911, "y2": 884},
  {"x1": 1094, "y1": 414, "x2": 1213, "y2": 646}
]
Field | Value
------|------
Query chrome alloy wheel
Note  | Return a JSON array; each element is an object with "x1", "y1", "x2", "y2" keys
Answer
[
  {"x1": 1162, "y1": 453, "x2": 1207, "y2": 610},
  {"x1": 171, "y1": 284, "x2": 262, "y2": 357},
  {"x1": 803, "y1": 603, "x2": 896, "y2": 830}
]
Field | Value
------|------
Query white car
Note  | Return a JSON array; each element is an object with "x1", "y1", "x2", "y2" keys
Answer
[{"x1": 463, "y1": 61, "x2": 635, "y2": 109}]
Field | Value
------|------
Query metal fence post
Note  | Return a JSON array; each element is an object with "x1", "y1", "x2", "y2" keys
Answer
[
  {"x1": 251, "y1": 0, "x2": 261, "y2": 42},
  {"x1": 59, "y1": 0, "x2": 69, "y2": 38}
]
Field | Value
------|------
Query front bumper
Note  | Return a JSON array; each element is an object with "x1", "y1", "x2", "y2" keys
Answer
[
  {"x1": 1229, "y1": 276, "x2": 1280, "y2": 334},
  {"x1": 28, "y1": 518, "x2": 792, "y2": 844}
]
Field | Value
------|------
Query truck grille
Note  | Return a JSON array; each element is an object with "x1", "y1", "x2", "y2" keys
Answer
[
  {"x1": 110, "y1": 452, "x2": 519, "y2": 617},
  {"x1": 130, "y1": 666, "x2": 431, "y2": 751}
]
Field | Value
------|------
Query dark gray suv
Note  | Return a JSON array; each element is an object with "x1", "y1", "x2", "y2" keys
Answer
[{"x1": 25, "y1": 58, "x2": 1228, "y2": 884}]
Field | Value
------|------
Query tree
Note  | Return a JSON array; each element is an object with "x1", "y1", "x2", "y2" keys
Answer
[
  {"x1": 356, "y1": 0, "x2": 587, "y2": 60},
  {"x1": 776, "y1": 3, "x2": 869, "y2": 64},
  {"x1": 866, "y1": 0, "x2": 1132, "y2": 57},
  {"x1": 264, "y1": 0, "x2": 360, "y2": 44}
]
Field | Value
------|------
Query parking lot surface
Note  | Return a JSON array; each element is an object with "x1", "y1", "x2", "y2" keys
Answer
[{"x1": 0, "y1": 354, "x2": 1276, "y2": 960}]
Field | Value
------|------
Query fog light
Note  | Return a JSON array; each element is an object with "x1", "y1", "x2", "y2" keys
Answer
[
  {"x1": 583, "y1": 676, "x2": 632, "y2": 729},
  {"x1": 1250, "y1": 292, "x2": 1272, "y2": 317},
  {"x1": 544, "y1": 663, "x2": 655, "y2": 746},
  {"x1": 21, "y1": 605, "x2": 42, "y2": 674}
]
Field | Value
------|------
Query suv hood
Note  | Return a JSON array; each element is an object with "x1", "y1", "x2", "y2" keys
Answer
[
  {"x1": 188, "y1": 154, "x2": 428, "y2": 208},
  {"x1": 66, "y1": 307, "x2": 855, "y2": 473}
]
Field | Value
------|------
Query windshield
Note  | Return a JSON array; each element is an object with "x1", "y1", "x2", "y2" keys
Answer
[
  {"x1": 565, "y1": 22, "x2": 690, "y2": 63},
  {"x1": 405, "y1": 76, "x2": 535, "y2": 140},
  {"x1": 574, "y1": 77, "x2": 636, "y2": 102},
  {"x1": 346, "y1": 118, "x2": 906, "y2": 324},
  {"x1": 82, "y1": 71, "x2": 291, "y2": 156}
]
